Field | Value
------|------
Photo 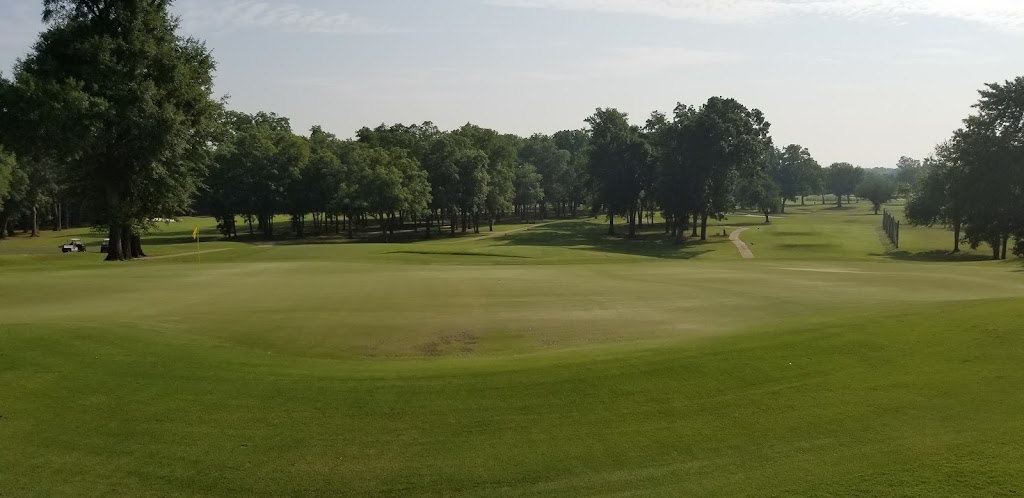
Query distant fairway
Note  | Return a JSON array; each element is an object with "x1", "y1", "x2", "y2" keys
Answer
[{"x1": 2, "y1": 204, "x2": 1024, "y2": 495}]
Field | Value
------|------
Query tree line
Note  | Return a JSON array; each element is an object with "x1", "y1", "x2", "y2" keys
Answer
[{"x1": 905, "y1": 76, "x2": 1024, "y2": 260}]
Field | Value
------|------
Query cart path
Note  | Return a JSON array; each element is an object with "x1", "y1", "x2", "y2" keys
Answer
[
  {"x1": 141, "y1": 248, "x2": 234, "y2": 260},
  {"x1": 730, "y1": 228, "x2": 755, "y2": 259}
]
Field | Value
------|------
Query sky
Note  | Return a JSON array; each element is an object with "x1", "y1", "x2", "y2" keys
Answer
[{"x1": 1, "y1": 0, "x2": 1023, "y2": 167}]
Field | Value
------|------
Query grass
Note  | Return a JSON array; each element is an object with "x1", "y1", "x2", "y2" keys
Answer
[{"x1": 2, "y1": 203, "x2": 1023, "y2": 495}]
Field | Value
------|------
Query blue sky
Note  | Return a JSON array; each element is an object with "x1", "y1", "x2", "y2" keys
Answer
[{"x1": 2, "y1": 0, "x2": 1022, "y2": 167}]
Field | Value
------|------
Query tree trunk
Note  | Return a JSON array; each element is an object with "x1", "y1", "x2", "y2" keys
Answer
[
  {"x1": 675, "y1": 219, "x2": 686, "y2": 245},
  {"x1": 425, "y1": 213, "x2": 432, "y2": 239},
  {"x1": 131, "y1": 232, "x2": 147, "y2": 258},
  {"x1": 31, "y1": 206, "x2": 39, "y2": 237},
  {"x1": 801, "y1": 196, "x2": 806, "y2": 206},
  {"x1": 780, "y1": 199, "x2": 786, "y2": 214},
  {"x1": 608, "y1": 215, "x2": 615, "y2": 235},
  {"x1": 105, "y1": 224, "x2": 125, "y2": 261},
  {"x1": 120, "y1": 224, "x2": 133, "y2": 260},
  {"x1": 952, "y1": 222, "x2": 961, "y2": 253},
  {"x1": 0, "y1": 216, "x2": 10, "y2": 239},
  {"x1": 700, "y1": 213, "x2": 708, "y2": 241},
  {"x1": 691, "y1": 213, "x2": 698, "y2": 238},
  {"x1": 836, "y1": 195, "x2": 843, "y2": 208},
  {"x1": 628, "y1": 209, "x2": 637, "y2": 239},
  {"x1": 1002, "y1": 234, "x2": 1009, "y2": 260},
  {"x1": 991, "y1": 240, "x2": 1001, "y2": 260}
]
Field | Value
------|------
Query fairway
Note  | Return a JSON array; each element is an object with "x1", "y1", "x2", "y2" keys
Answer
[{"x1": 2, "y1": 204, "x2": 1024, "y2": 496}]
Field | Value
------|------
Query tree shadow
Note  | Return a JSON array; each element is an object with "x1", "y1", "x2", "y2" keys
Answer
[
  {"x1": 496, "y1": 220, "x2": 717, "y2": 260},
  {"x1": 872, "y1": 250, "x2": 994, "y2": 262}
]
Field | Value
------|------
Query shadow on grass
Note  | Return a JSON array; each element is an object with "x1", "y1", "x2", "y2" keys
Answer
[
  {"x1": 214, "y1": 223, "x2": 528, "y2": 246},
  {"x1": 496, "y1": 220, "x2": 716, "y2": 260},
  {"x1": 386, "y1": 250, "x2": 532, "y2": 259},
  {"x1": 873, "y1": 250, "x2": 995, "y2": 262}
]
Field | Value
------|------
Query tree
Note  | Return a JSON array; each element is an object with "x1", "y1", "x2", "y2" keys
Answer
[
  {"x1": 454, "y1": 125, "x2": 516, "y2": 231},
  {"x1": 552, "y1": 129, "x2": 591, "y2": 217},
  {"x1": 855, "y1": 174, "x2": 897, "y2": 215},
  {"x1": 769, "y1": 144, "x2": 819, "y2": 212},
  {"x1": 0, "y1": 148, "x2": 15, "y2": 219},
  {"x1": 826, "y1": 163, "x2": 864, "y2": 207},
  {"x1": 895, "y1": 156, "x2": 923, "y2": 196},
  {"x1": 1, "y1": 0, "x2": 220, "y2": 260},
  {"x1": 652, "y1": 104, "x2": 698, "y2": 243},
  {"x1": 689, "y1": 98, "x2": 772, "y2": 240},
  {"x1": 736, "y1": 172, "x2": 780, "y2": 224},
  {"x1": 905, "y1": 148, "x2": 966, "y2": 252},
  {"x1": 513, "y1": 162, "x2": 543, "y2": 222},
  {"x1": 585, "y1": 108, "x2": 645, "y2": 237},
  {"x1": 518, "y1": 134, "x2": 570, "y2": 218}
]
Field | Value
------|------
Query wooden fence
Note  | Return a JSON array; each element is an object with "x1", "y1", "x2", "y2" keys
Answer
[{"x1": 882, "y1": 209, "x2": 900, "y2": 248}]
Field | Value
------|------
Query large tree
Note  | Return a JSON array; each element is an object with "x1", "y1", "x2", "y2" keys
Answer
[
  {"x1": 1, "y1": 0, "x2": 220, "y2": 260},
  {"x1": 689, "y1": 97, "x2": 772, "y2": 240}
]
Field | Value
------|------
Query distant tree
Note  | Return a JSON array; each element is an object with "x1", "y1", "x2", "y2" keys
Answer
[
  {"x1": 736, "y1": 172, "x2": 780, "y2": 224},
  {"x1": 895, "y1": 156, "x2": 923, "y2": 196},
  {"x1": 769, "y1": 144, "x2": 817, "y2": 213},
  {"x1": 905, "y1": 148, "x2": 965, "y2": 252},
  {"x1": 855, "y1": 174, "x2": 897, "y2": 215},
  {"x1": 421, "y1": 134, "x2": 467, "y2": 235},
  {"x1": 513, "y1": 162, "x2": 543, "y2": 222},
  {"x1": 0, "y1": 148, "x2": 14, "y2": 222},
  {"x1": 552, "y1": 129, "x2": 591, "y2": 216},
  {"x1": 452, "y1": 144, "x2": 489, "y2": 234},
  {"x1": 518, "y1": 134, "x2": 570, "y2": 218},
  {"x1": 826, "y1": 163, "x2": 864, "y2": 207}
]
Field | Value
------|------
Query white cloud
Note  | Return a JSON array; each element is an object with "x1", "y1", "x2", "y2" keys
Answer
[
  {"x1": 176, "y1": 0, "x2": 391, "y2": 34},
  {"x1": 486, "y1": 0, "x2": 1024, "y2": 32}
]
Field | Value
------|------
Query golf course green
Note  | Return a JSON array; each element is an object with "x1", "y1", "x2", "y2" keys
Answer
[{"x1": 2, "y1": 203, "x2": 1023, "y2": 496}]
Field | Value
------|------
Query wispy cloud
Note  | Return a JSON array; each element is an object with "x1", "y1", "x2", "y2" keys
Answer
[
  {"x1": 176, "y1": 0, "x2": 391, "y2": 34},
  {"x1": 486, "y1": 0, "x2": 1024, "y2": 32}
]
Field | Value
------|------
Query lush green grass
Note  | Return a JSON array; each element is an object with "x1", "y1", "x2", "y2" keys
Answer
[{"x1": 2, "y1": 205, "x2": 1023, "y2": 495}]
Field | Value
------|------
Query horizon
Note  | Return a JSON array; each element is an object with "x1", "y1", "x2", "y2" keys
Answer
[{"x1": 2, "y1": 0, "x2": 1022, "y2": 168}]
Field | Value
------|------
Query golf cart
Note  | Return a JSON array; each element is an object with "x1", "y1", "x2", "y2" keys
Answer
[
  {"x1": 60, "y1": 238, "x2": 87, "y2": 253},
  {"x1": 100, "y1": 238, "x2": 110, "y2": 253}
]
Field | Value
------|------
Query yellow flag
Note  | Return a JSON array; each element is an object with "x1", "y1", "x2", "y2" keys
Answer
[{"x1": 192, "y1": 226, "x2": 199, "y2": 240}]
